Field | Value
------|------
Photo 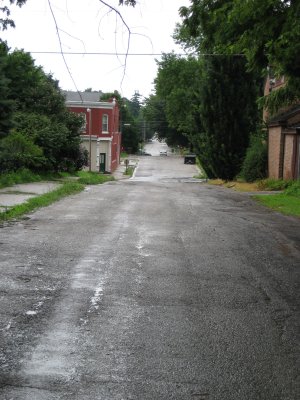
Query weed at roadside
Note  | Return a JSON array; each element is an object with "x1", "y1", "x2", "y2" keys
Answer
[
  {"x1": 0, "y1": 169, "x2": 42, "y2": 188},
  {"x1": 76, "y1": 171, "x2": 114, "y2": 185},
  {"x1": 256, "y1": 178, "x2": 293, "y2": 191},
  {"x1": 123, "y1": 166, "x2": 135, "y2": 177}
]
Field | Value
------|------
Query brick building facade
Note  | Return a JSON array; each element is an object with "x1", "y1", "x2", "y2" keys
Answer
[
  {"x1": 264, "y1": 78, "x2": 300, "y2": 180},
  {"x1": 65, "y1": 92, "x2": 121, "y2": 173}
]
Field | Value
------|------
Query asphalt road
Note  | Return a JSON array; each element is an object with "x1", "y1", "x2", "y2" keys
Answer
[{"x1": 0, "y1": 145, "x2": 299, "y2": 399}]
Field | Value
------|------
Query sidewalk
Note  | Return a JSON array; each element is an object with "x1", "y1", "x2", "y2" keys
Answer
[
  {"x1": 0, "y1": 182, "x2": 61, "y2": 212},
  {"x1": 0, "y1": 159, "x2": 139, "y2": 212}
]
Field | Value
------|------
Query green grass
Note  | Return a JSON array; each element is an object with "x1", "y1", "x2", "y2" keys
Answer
[
  {"x1": 0, "y1": 170, "x2": 115, "y2": 222},
  {"x1": 253, "y1": 181, "x2": 300, "y2": 217},
  {"x1": 206, "y1": 176, "x2": 300, "y2": 217},
  {"x1": 0, "y1": 182, "x2": 84, "y2": 222},
  {"x1": 76, "y1": 171, "x2": 115, "y2": 185},
  {"x1": 0, "y1": 169, "x2": 42, "y2": 188},
  {"x1": 0, "y1": 169, "x2": 114, "y2": 188},
  {"x1": 123, "y1": 166, "x2": 135, "y2": 177},
  {"x1": 285, "y1": 180, "x2": 300, "y2": 197},
  {"x1": 0, "y1": 168, "x2": 78, "y2": 188},
  {"x1": 254, "y1": 193, "x2": 300, "y2": 217}
]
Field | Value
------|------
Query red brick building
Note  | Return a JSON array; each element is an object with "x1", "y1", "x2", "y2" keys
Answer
[
  {"x1": 264, "y1": 77, "x2": 300, "y2": 180},
  {"x1": 65, "y1": 91, "x2": 121, "y2": 173}
]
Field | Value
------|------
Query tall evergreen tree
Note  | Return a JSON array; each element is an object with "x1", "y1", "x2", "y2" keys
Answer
[
  {"x1": 198, "y1": 56, "x2": 259, "y2": 180},
  {"x1": 128, "y1": 91, "x2": 142, "y2": 119}
]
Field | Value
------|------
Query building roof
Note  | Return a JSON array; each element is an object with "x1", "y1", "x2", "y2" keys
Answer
[
  {"x1": 63, "y1": 90, "x2": 103, "y2": 102},
  {"x1": 268, "y1": 105, "x2": 300, "y2": 127}
]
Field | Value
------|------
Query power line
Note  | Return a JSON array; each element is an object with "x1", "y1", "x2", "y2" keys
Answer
[
  {"x1": 29, "y1": 51, "x2": 245, "y2": 57},
  {"x1": 29, "y1": 51, "x2": 185, "y2": 56}
]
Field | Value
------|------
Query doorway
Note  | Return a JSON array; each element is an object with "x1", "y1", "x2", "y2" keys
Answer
[{"x1": 99, "y1": 153, "x2": 106, "y2": 173}]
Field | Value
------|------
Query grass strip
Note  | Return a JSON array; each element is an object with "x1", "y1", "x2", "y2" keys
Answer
[
  {"x1": 76, "y1": 171, "x2": 115, "y2": 185},
  {"x1": 0, "y1": 169, "x2": 115, "y2": 189},
  {"x1": 253, "y1": 193, "x2": 300, "y2": 217},
  {"x1": 0, "y1": 182, "x2": 84, "y2": 222}
]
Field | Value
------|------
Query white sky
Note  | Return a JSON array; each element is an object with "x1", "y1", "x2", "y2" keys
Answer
[{"x1": 2, "y1": 0, "x2": 190, "y2": 100}]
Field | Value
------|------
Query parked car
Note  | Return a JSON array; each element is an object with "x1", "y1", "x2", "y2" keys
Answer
[
  {"x1": 184, "y1": 154, "x2": 196, "y2": 164},
  {"x1": 160, "y1": 150, "x2": 167, "y2": 156},
  {"x1": 138, "y1": 150, "x2": 152, "y2": 156}
]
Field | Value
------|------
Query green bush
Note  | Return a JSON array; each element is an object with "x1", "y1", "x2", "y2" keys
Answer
[
  {"x1": 285, "y1": 180, "x2": 300, "y2": 197},
  {"x1": 257, "y1": 178, "x2": 293, "y2": 191},
  {"x1": 240, "y1": 138, "x2": 267, "y2": 182},
  {"x1": 0, "y1": 168, "x2": 42, "y2": 188},
  {"x1": 0, "y1": 131, "x2": 45, "y2": 172}
]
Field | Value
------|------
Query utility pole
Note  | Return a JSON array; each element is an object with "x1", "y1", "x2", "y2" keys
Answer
[
  {"x1": 143, "y1": 120, "x2": 146, "y2": 142},
  {"x1": 87, "y1": 108, "x2": 92, "y2": 172}
]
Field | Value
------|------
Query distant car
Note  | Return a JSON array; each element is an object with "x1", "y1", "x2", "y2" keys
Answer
[
  {"x1": 184, "y1": 154, "x2": 196, "y2": 164},
  {"x1": 160, "y1": 150, "x2": 167, "y2": 156}
]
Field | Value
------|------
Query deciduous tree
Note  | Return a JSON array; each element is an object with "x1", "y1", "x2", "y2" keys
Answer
[
  {"x1": 0, "y1": 42, "x2": 13, "y2": 138},
  {"x1": 176, "y1": 0, "x2": 300, "y2": 111},
  {"x1": 0, "y1": 49, "x2": 86, "y2": 172},
  {"x1": 0, "y1": 0, "x2": 27, "y2": 30},
  {"x1": 152, "y1": 53, "x2": 201, "y2": 147}
]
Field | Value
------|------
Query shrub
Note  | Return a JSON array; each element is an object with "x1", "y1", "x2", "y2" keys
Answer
[
  {"x1": 0, "y1": 131, "x2": 45, "y2": 172},
  {"x1": 257, "y1": 178, "x2": 293, "y2": 191},
  {"x1": 0, "y1": 168, "x2": 42, "y2": 188},
  {"x1": 240, "y1": 138, "x2": 267, "y2": 182},
  {"x1": 285, "y1": 180, "x2": 300, "y2": 197}
]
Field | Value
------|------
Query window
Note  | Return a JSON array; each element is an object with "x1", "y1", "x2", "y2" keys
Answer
[
  {"x1": 102, "y1": 114, "x2": 108, "y2": 133},
  {"x1": 80, "y1": 113, "x2": 87, "y2": 132}
]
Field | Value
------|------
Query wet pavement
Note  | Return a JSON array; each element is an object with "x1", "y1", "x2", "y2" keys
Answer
[
  {"x1": 0, "y1": 141, "x2": 199, "y2": 211},
  {"x1": 0, "y1": 142, "x2": 299, "y2": 400}
]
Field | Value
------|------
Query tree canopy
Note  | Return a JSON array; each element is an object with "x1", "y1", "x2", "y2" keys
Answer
[
  {"x1": 0, "y1": 0, "x2": 27, "y2": 30},
  {"x1": 143, "y1": 94, "x2": 189, "y2": 147},
  {"x1": 145, "y1": 51, "x2": 259, "y2": 179},
  {"x1": 0, "y1": 47, "x2": 86, "y2": 173},
  {"x1": 0, "y1": 43, "x2": 13, "y2": 138},
  {"x1": 175, "y1": 0, "x2": 300, "y2": 112}
]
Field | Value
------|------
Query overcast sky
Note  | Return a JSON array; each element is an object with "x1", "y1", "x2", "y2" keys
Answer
[{"x1": 2, "y1": 0, "x2": 191, "y2": 100}]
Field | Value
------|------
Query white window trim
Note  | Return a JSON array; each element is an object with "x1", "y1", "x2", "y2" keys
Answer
[
  {"x1": 80, "y1": 112, "x2": 87, "y2": 133},
  {"x1": 102, "y1": 114, "x2": 109, "y2": 134}
]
